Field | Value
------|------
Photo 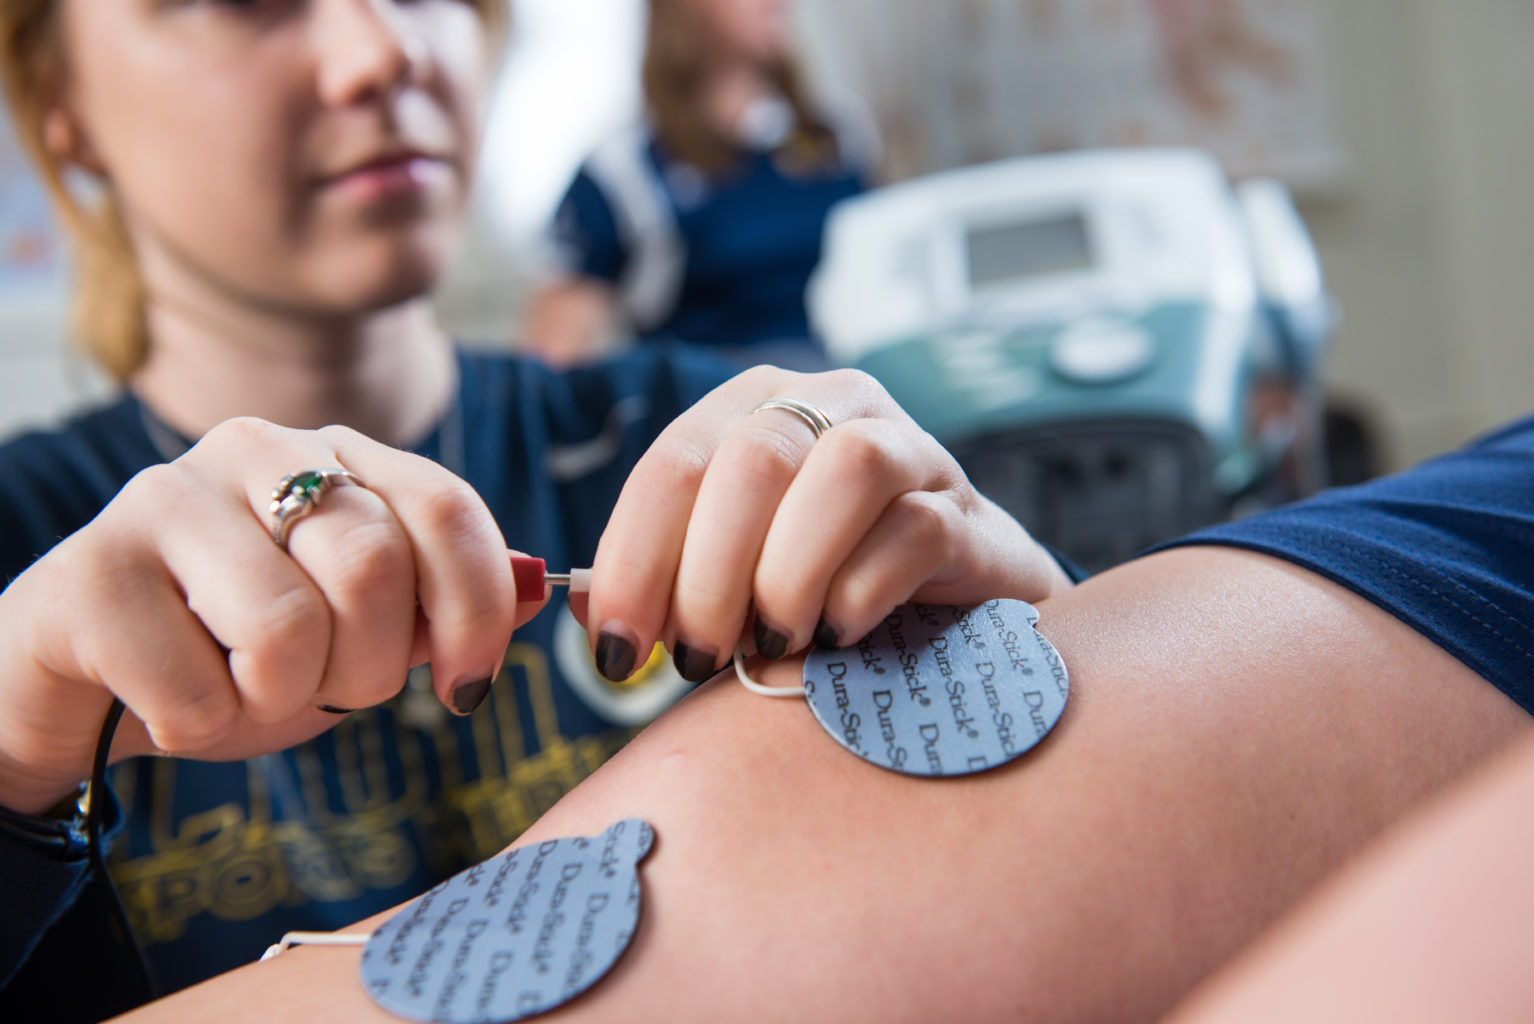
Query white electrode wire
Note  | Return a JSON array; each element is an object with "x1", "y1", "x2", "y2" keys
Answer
[
  {"x1": 544, "y1": 567, "x2": 593, "y2": 592},
  {"x1": 733, "y1": 646, "x2": 805, "y2": 698},
  {"x1": 260, "y1": 931, "x2": 370, "y2": 961}
]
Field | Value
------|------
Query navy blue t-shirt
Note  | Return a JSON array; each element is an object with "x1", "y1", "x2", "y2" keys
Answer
[
  {"x1": 1161, "y1": 414, "x2": 1534, "y2": 714},
  {"x1": 0, "y1": 346, "x2": 733, "y2": 1007},
  {"x1": 548, "y1": 112, "x2": 871, "y2": 363}
]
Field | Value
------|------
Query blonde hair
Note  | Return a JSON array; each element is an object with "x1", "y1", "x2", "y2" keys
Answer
[
  {"x1": 0, "y1": 0, "x2": 507, "y2": 383},
  {"x1": 644, "y1": 0, "x2": 838, "y2": 177}
]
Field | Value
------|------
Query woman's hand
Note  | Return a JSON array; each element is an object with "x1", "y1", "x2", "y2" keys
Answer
[
  {"x1": 579, "y1": 366, "x2": 1073, "y2": 683},
  {"x1": 0, "y1": 418, "x2": 539, "y2": 816}
]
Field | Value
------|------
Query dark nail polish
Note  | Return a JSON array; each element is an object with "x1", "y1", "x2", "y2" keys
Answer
[
  {"x1": 813, "y1": 617, "x2": 841, "y2": 651},
  {"x1": 672, "y1": 641, "x2": 719, "y2": 683},
  {"x1": 451, "y1": 676, "x2": 493, "y2": 715},
  {"x1": 595, "y1": 631, "x2": 637, "y2": 682},
  {"x1": 317, "y1": 704, "x2": 355, "y2": 715},
  {"x1": 753, "y1": 618, "x2": 790, "y2": 660}
]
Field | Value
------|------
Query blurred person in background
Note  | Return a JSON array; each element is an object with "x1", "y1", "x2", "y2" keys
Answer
[{"x1": 522, "y1": 0, "x2": 878, "y2": 370}]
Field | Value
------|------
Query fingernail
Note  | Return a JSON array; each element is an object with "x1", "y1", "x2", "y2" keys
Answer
[
  {"x1": 672, "y1": 641, "x2": 719, "y2": 683},
  {"x1": 451, "y1": 676, "x2": 493, "y2": 716},
  {"x1": 316, "y1": 704, "x2": 355, "y2": 715},
  {"x1": 595, "y1": 629, "x2": 637, "y2": 682},
  {"x1": 753, "y1": 617, "x2": 790, "y2": 660},
  {"x1": 813, "y1": 617, "x2": 841, "y2": 651}
]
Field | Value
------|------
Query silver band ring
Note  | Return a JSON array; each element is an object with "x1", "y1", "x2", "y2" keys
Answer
[
  {"x1": 751, "y1": 397, "x2": 833, "y2": 440},
  {"x1": 269, "y1": 468, "x2": 364, "y2": 551}
]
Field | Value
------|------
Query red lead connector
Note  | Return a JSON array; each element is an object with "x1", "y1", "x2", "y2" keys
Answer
[{"x1": 509, "y1": 555, "x2": 591, "y2": 604}]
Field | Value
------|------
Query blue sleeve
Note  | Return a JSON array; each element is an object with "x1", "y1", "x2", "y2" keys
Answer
[
  {"x1": 549, "y1": 168, "x2": 628, "y2": 285},
  {"x1": 0, "y1": 788, "x2": 136, "y2": 1001},
  {"x1": 1042, "y1": 544, "x2": 1090, "y2": 585},
  {"x1": 0, "y1": 798, "x2": 98, "y2": 990},
  {"x1": 1154, "y1": 414, "x2": 1534, "y2": 713}
]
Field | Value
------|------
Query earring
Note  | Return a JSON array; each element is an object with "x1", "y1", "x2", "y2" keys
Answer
[{"x1": 43, "y1": 106, "x2": 107, "y2": 176}]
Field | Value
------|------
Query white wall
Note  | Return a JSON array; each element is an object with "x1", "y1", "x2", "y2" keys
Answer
[
  {"x1": 0, "y1": 297, "x2": 106, "y2": 439},
  {"x1": 1420, "y1": 0, "x2": 1534, "y2": 453},
  {"x1": 1304, "y1": 0, "x2": 1534, "y2": 466}
]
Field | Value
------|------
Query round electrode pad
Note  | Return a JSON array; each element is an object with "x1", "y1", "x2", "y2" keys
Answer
[
  {"x1": 802, "y1": 601, "x2": 1068, "y2": 777},
  {"x1": 360, "y1": 819, "x2": 655, "y2": 1024}
]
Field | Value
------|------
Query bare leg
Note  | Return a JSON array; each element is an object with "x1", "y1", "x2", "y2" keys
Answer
[{"x1": 1169, "y1": 729, "x2": 1534, "y2": 1023}]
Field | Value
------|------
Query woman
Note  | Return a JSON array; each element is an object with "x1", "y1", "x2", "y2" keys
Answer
[
  {"x1": 523, "y1": 0, "x2": 877, "y2": 369},
  {"x1": 0, "y1": 1, "x2": 1064, "y2": 1017}
]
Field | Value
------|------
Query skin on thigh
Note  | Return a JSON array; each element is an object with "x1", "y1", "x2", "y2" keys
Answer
[
  {"x1": 119, "y1": 548, "x2": 1529, "y2": 1024},
  {"x1": 1167, "y1": 729, "x2": 1534, "y2": 1024}
]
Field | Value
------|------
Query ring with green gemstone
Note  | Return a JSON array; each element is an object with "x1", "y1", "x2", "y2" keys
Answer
[{"x1": 269, "y1": 468, "x2": 365, "y2": 551}]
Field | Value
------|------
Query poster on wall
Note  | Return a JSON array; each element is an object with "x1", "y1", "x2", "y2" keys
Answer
[
  {"x1": 0, "y1": 108, "x2": 66, "y2": 302},
  {"x1": 806, "y1": 0, "x2": 1347, "y2": 192}
]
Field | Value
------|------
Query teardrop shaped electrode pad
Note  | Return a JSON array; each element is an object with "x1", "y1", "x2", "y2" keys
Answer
[
  {"x1": 802, "y1": 601, "x2": 1068, "y2": 777},
  {"x1": 360, "y1": 819, "x2": 655, "y2": 1023}
]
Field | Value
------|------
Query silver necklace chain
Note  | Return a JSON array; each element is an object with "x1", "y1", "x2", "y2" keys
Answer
[{"x1": 137, "y1": 401, "x2": 193, "y2": 464}]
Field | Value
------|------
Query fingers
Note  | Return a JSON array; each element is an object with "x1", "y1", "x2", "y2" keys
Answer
[
  {"x1": 760, "y1": 447, "x2": 1070, "y2": 648},
  {"x1": 666, "y1": 407, "x2": 829, "y2": 675},
  {"x1": 584, "y1": 366, "x2": 818, "y2": 680},
  {"x1": 5, "y1": 498, "x2": 239, "y2": 771},
  {"x1": 0, "y1": 458, "x2": 343, "y2": 811},
  {"x1": 87, "y1": 577, "x2": 249, "y2": 754},
  {"x1": 584, "y1": 385, "x2": 740, "y2": 682},
  {"x1": 808, "y1": 491, "x2": 960, "y2": 648},
  {"x1": 678, "y1": 415, "x2": 944, "y2": 669},
  {"x1": 275, "y1": 424, "x2": 518, "y2": 716},
  {"x1": 299, "y1": 427, "x2": 516, "y2": 712},
  {"x1": 139, "y1": 461, "x2": 335, "y2": 726},
  {"x1": 588, "y1": 366, "x2": 962, "y2": 683},
  {"x1": 22, "y1": 468, "x2": 349, "y2": 759},
  {"x1": 182, "y1": 418, "x2": 516, "y2": 718},
  {"x1": 566, "y1": 589, "x2": 590, "y2": 630},
  {"x1": 262, "y1": 480, "x2": 417, "y2": 714},
  {"x1": 589, "y1": 363, "x2": 1064, "y2": 684},
  {"x1": 0, "y1": 416, "x2": 537, "y2": 811},
  {"x1": 753, "y1": 423, "x2": 965, "y2": 650}
]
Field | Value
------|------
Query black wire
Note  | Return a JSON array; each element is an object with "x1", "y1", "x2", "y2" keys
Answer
[
  {"x1": 84, "y1": 700, "x2": 123, "y2": 855},
  {"x1": 86, "y1": 698, "x2": 156, "y2": 1002}
]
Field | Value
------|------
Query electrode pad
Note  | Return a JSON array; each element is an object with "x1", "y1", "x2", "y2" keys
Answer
[
  {"x1": 360, "y1": 819, "x2": 655, "y2": 1023},
  {"x1": 802, "y1": 601, "x2": 1068, "y2": 776}
]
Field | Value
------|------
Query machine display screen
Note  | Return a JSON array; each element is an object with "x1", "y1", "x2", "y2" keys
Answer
[{"x1": 965, "y1": 212, "x2": 1094, "y2": 288}]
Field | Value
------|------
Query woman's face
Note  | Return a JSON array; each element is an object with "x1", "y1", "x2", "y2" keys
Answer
[
  {"x1": 689, "y1": 0, "x2": 790, "y2": 67},
  {"x1": 55, "y1": 0, "x2": 486, "y2": 316}
]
